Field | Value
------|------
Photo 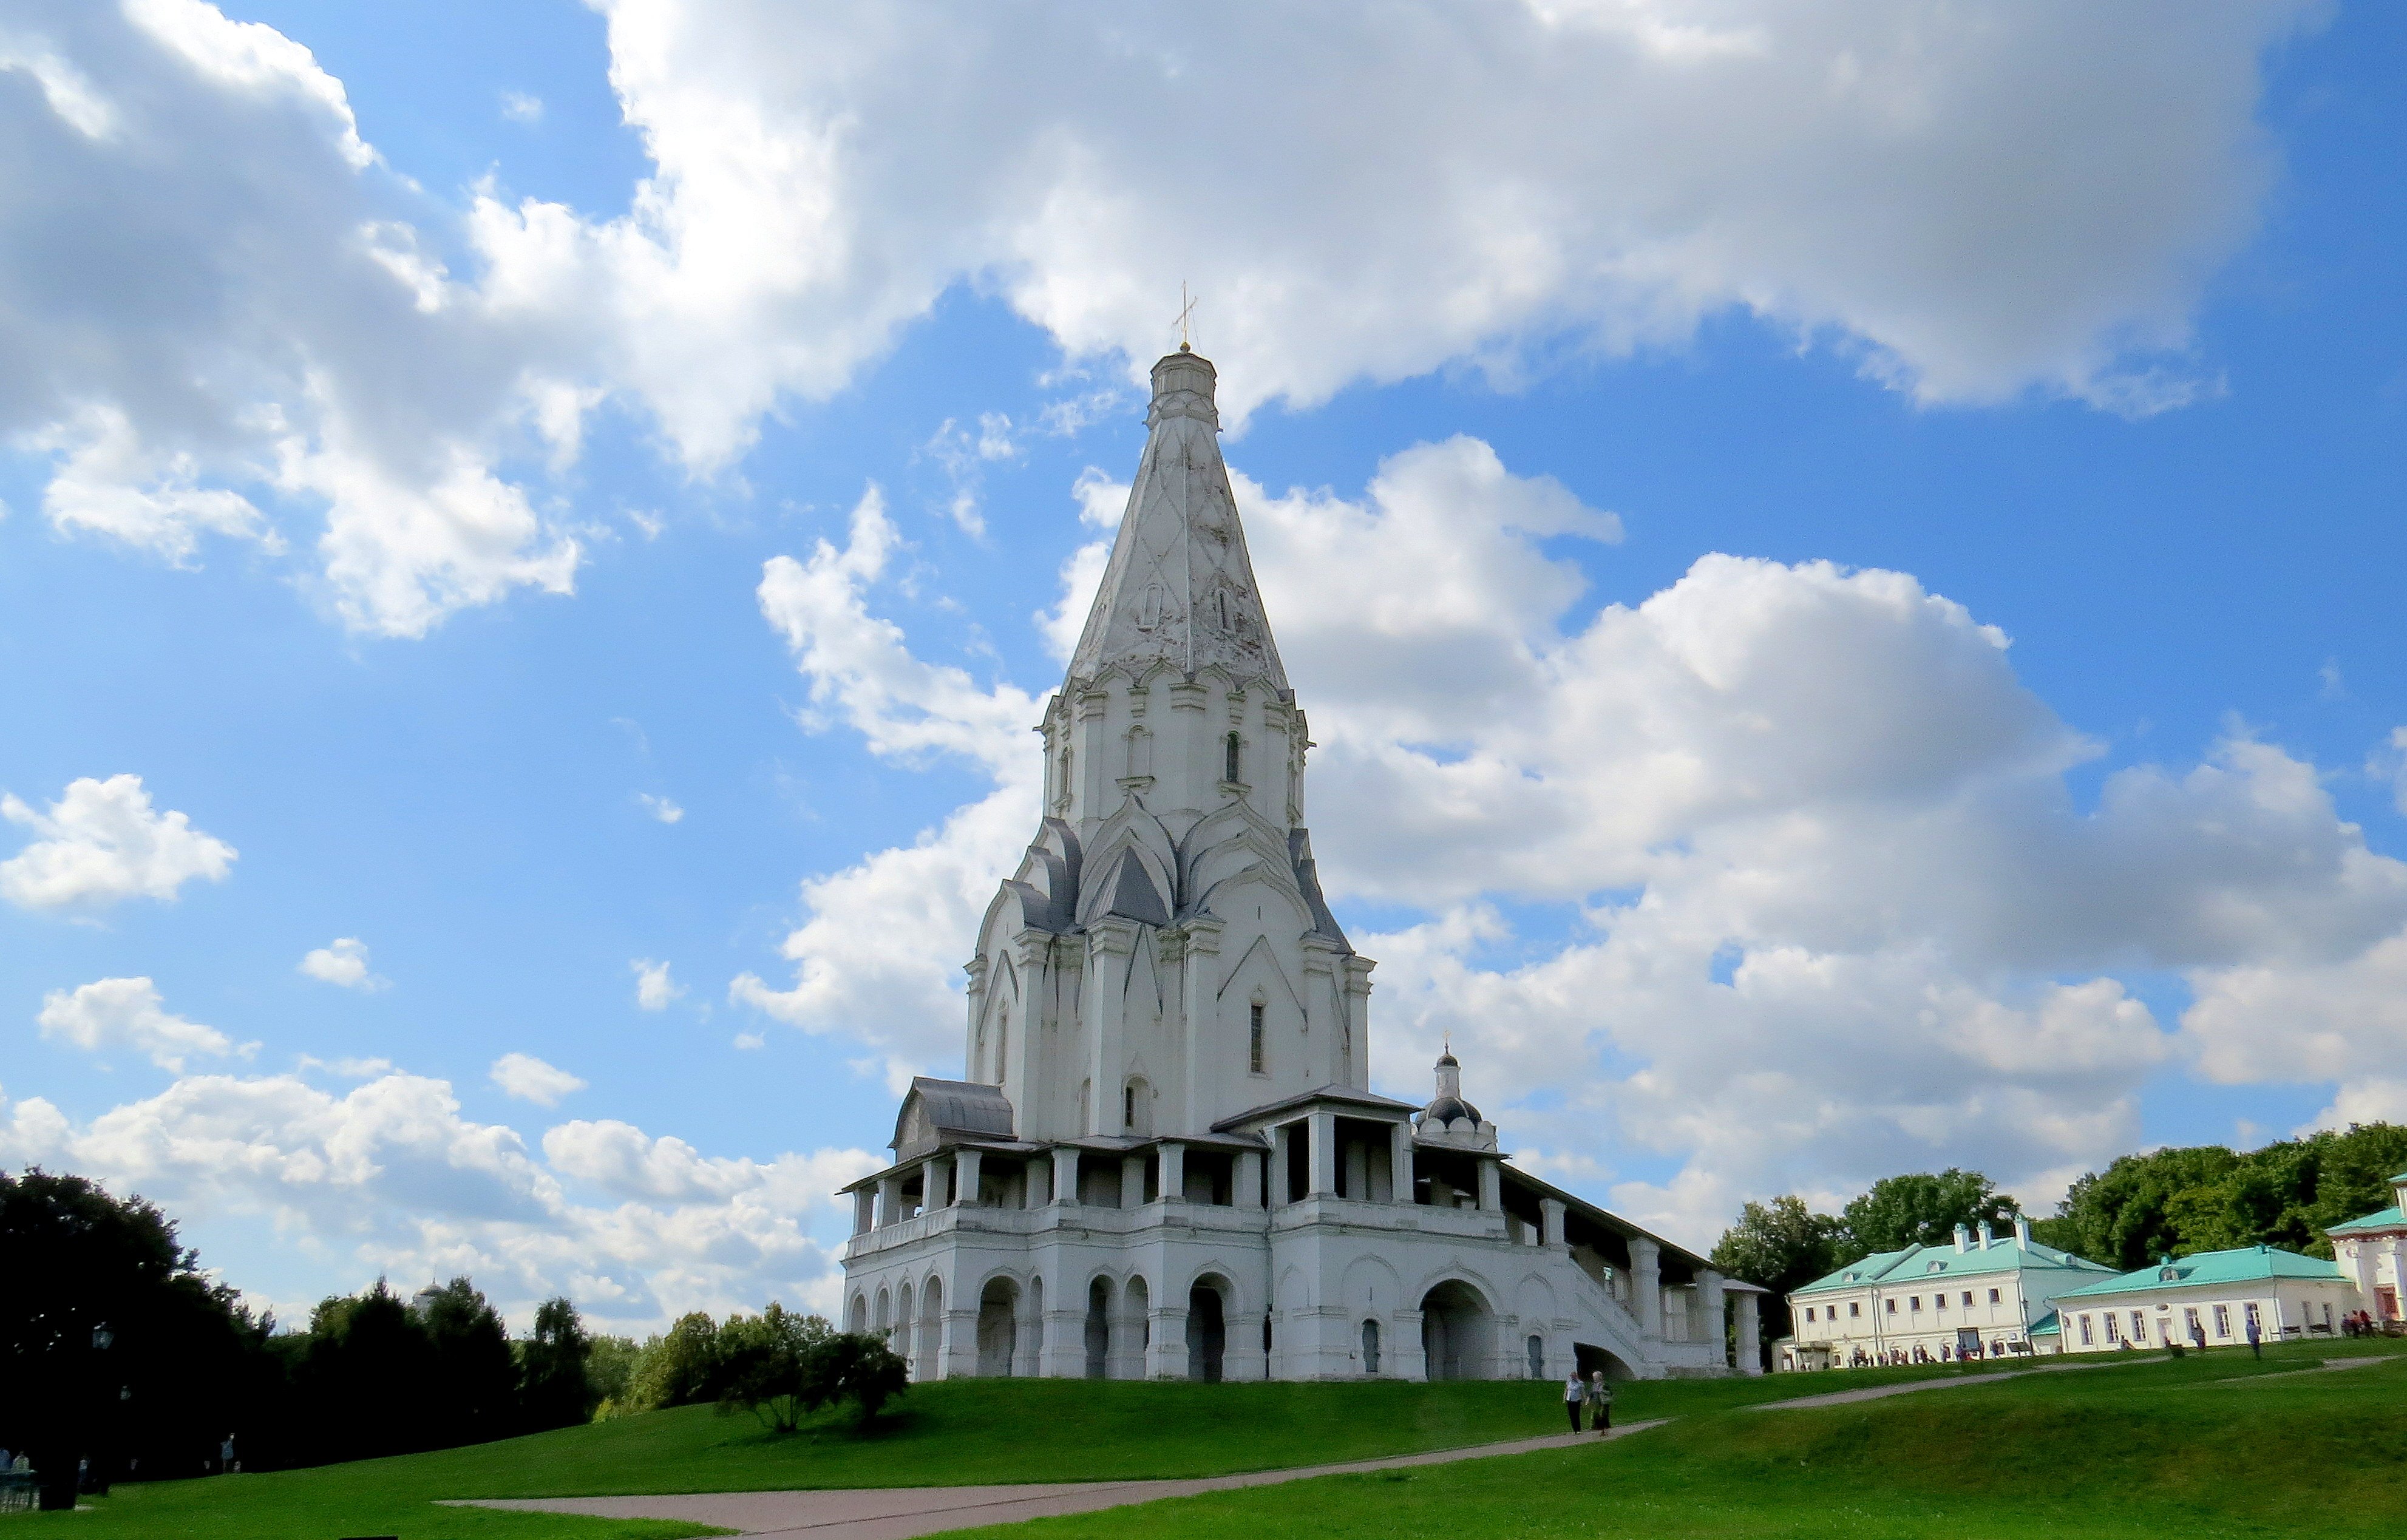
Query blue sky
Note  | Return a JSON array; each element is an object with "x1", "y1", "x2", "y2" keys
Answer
[{"x1": 2, "y1": 0, "x2": 2402, "y2": 1327}]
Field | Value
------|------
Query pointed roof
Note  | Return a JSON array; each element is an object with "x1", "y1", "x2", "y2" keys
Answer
[{"x1": 1066, "y1": 350, "x2": 1289, "y2": 691}]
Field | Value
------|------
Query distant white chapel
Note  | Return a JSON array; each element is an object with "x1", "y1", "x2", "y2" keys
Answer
[{"x1": 839, "y1": 348, "x2": 1759, "y2": 1382}]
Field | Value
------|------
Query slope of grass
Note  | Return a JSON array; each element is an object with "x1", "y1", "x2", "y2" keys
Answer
[
  {"x1": 957, "y1": 1344, "x2": 2407, "y2": 1540},
  {"x1": 44, "y1": 1340, "x2": 2398, "y2": 1540}
]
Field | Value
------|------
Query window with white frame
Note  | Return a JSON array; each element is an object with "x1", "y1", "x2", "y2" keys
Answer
[
  {"x1": 2213, "y1": 1304, "x2": 2230, "y2": 1338},
  {"x1": 2080, "y1": 1315, "x2": 2095, "y2": 1345},
  {"x1": 2103, "y1": 1313, "x2": 2119, "y2": 1343}
]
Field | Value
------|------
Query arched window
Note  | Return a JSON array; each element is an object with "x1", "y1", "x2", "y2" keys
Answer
[
  {"x1": 1224, "y1": 731, "x2": 1242, "y2": 784},
  {"x1": 1361, "y1": 1318, "x2": 1381, "y2": 1375},
  {"x1": 1249, "y1": 1002, "x2": 1266, "y2": 1074},
  {"x1": 1526, "y1": 1334, "x2": 1545, "y2": 1378},
  {"x1": 1057, "y1": 746, "x2": 1074, "y2": 809},
  {"x1": 1123, "y1": 1077, "x2": 1152, "y2": 1135},
  {"x1": 1124, "y1": 1084, "x2": 1136, "y2": 1130}
]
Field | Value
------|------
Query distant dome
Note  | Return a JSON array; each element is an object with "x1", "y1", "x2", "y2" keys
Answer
[{"x1": 1422, "y1": 1094, "x2": 1481, "y2": 1125}]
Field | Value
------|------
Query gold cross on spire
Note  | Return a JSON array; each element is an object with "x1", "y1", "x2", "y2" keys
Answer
[{"x1": 1174, "y1": 282, "x2": 1198, "y2": 352}]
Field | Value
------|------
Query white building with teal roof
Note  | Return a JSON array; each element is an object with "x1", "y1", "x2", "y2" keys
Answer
[
  {"x1": 2325, "y1": 1167, "x2": 2407, "y2": 1325},
  {"x1": 1776, "y1": 1215, "x2": 2116, "y2": 1371},
  {"x1": 2051, "y1": 1244, "x2": 2358, "y2": 1352}
]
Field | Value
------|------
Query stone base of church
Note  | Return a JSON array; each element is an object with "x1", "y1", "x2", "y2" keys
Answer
[{"x1": 840, "y1": 1192, "x2": 1734, "y2": 1383}]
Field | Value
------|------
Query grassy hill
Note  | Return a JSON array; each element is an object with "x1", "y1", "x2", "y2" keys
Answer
[{"x1": 43, "y1": 1340, "x2": 2406, "y2": 1540}]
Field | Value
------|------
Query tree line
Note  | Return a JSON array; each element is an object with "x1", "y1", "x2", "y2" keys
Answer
[
  {"x1": 1709, "y1": 1121, "x2": 2407, "y2": 1347},
  {"x1": 1, "y1": 1168, "x2": 902, "y2": 1508}
]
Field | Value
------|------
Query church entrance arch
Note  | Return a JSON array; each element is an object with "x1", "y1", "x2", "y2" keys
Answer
[
  {"x1": 1084, "y1": 1278, "x2": 1112, "y2": 1379},
  {"x1": 977, "y1": 1277, "x2": 1019, "y2": 1377},
  {"x1": 1419, "y1": 1280, "x2": 1495, "y2": 1381},
  {"x1": 1187, "y1": 1277, "x2": 1229, "y2": 1382},
  {"x1": 1574, "y1": 1342, "x2": 1637, "y2": 1382}
]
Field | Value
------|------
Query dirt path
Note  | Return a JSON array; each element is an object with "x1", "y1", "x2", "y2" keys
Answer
[
  {"x1": 2213, "y1": 1354, "x2": 2388, "y2": 1383},
  {"x1": 450, "y1": 1421, "x2": 1666, "y2": 1540}
]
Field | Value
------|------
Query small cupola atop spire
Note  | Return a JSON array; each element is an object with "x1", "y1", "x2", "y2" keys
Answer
[{"x1": 1415, "y1": 1039, "x2": 1498, "y2": 1150}]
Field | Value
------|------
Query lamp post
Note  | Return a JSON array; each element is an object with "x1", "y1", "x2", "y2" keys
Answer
[{"x1": 89, "y1": 1324, "x2": 115, "y2": 1498}]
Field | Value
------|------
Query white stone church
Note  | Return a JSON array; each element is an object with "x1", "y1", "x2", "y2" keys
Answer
[{"x1": 839, "y1": 348, "x2": 1759, "y2": 1382}]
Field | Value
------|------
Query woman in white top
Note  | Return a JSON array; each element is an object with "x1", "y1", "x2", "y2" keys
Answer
[{"x1": 1563, "y1": 1371, "x2": 1585, "y2": 1432}]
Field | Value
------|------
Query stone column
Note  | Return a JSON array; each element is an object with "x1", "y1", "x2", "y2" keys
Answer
[
  {"x1": 939, "y1": 1306, "x2": 979, "y2": 1380},
  {"x1": 1736, "y1": 1291, "x2": 1763, "y2": 1375},
  {"x1": 1013, "y1": 1289, "x2": 1043, "y2": 1379},
  {"x1": 1159, "y1": 1141, "x2": 1186, "y2": 1202},
  {"x1": 925, "y1": 1155, "x2": 954, "y2": 1212},
  {"x1": 852, "y1": 1188, "x2": 876, "y2": 1235},
  {"x1": 1225, "y1": 1309, "x2": 1269, "y2": 1381},
  {"x1": 1146, "y1": 1303, "x2": 1188, "y2": 1379},
  {"x1": 954, "y1": 1148, "x2": 983, "y2": 1207},
  {"x1": 1632, "y1": 1237, "x2": 1662, "y2": 1338},
  {"x1": 1051, "y1": 1147, "x2": 1081, "y2": 1206},
  {"x1": 1107, "y1": 1287, "x2": 1147, "y2": 1380},
  {"x1": 1390, "y1": 1308, "x2": 1428, "y2": 1382},
  {"x1": 1476, "y1": 1158, "x2": 1502, "y2": 1212},
  {"x1": 1308, "y1": 1110, "x2": 1337, "y2": 1197},
  {"x1": 1038, "y1": 1301, "x2": 1085, "y2": 1379},
  {"x1": 1700, "y1": 1270, "x2": 1728, "y2": 1366},
  {"x1": 1121, "y1": 1153, "x2": 1148, "y2": 1209},
  {"x1": 876, "y1": 1173, "x2": 904, "y2": 1227},
  {"x1": 1390, "y1": 1121, "x2": 1416, "y2": 1204},
  {"x1": 1236, "y1": 1148, "x2": 1265, "y2": 1210},
  {"x1": 1540, "y1": 1197, "x2": 1566, "y2": 1247}
]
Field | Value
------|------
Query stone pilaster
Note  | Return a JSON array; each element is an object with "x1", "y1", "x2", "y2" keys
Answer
[
  {"x1": 1050, "y1": 1146, "x2": 1080, "y2": 1206},
  {"x1": 1736, "y1": 1291, "x2": 1763, "y2": 1375},
  {"x1": 1632, "y1": 1236, "x2": 1662, "y2": 1338},
  {"x1": 1308, "y1": 1110, "x2": 1338, "y2": 1197},
  {"x1": 954, "y1": 1147, "x2": 983, "y2": 1207}
]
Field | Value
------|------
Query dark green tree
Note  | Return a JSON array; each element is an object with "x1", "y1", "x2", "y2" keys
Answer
[
  {"x1": 710, "y1": 1303, "x2": 833, "y2": 1431},
  {"x1": 519, "y1": 1296, "x2": 596, "y2": 1431},
  {"x1": 416, "y1": 1278, "x2": 518, "y2": 1443},
  {"x1": 1841, "y1": 1169, "x2": 2018, "y2": 1255},
  {"x1": 628, "y1": 1311, "x2": 724, "y2": 1411},
  {"x1": 805, "y1": 1332, "x2": 909, "y2": 1424},
  {"x1": 2054, "y1": 1146, "x2": 2241, "y2": 1269},
  {"x1": 1709, "y1": 1195, "x2": 1849, "y2": 1344},
  {"x1": 0, "y1": 1169, "x2": 277, "y2": 1504}
]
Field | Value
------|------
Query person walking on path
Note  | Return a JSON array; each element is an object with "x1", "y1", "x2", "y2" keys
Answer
[
  {"x1": 1586, "y1": 1371, "x2": 1613, "y2": 1433},
  {"x1": 2245, "y1": 1314, "x2": 2262, "y2": 1359},
  {"x1": 1563, "y1": 1371, "x2": 1585, "y2": 1433}
]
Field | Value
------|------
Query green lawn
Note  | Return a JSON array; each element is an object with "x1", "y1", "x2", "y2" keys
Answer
[
  {"x1": 956, "y1": 1343, "x2": 2407, "y2": 1540},
  {"x1": 39, "y1": 1340, "x2": 2402, "y2": 1540}
]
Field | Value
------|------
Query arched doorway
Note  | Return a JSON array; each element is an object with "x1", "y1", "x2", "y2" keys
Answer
[
  {"x1": 977, "y1": 1277, "x2": 1019, "y2": 1377},
  {"x1": 847, "y1": 1293, "x2": 867, "y2": 1334},
  {"x1": 1525, "y1": 1334, "x2": 1544, "y2": 1378},
  {"x1": 1419, "y1": 1280, "x2": 1495, "y2": 1381},
  {"x1": 1188, "y1": 1280, "x2": 1227, "y2": 1382},
  {"x1": 1084, "y1": 1277, "x2": 1112, "y2": 1379},
  {"x1": 1362, "y1": 1318, "x2": 1382, "y2": 1376}
]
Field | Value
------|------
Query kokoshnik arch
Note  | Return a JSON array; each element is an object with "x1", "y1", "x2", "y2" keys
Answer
[{"x1": 838, "y1": 348, "x2": 1764, "y2": 1382}]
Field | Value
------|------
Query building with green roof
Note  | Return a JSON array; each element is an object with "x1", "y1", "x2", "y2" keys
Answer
[
  {"x1": 2051, "y1": 1244, "x2": 2357, "y2": 1353},
  {"x1": 1773, "y1": 1215, "x2": 2117, "y2": 1372},
  {"x1": 2324, "y1": 1166, "x2": 2407, "y2": 1324}
]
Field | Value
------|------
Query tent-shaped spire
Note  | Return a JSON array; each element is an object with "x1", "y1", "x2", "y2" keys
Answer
[{"x1": 1065, "y1": 350, "x2": 1289, "y2": 691}]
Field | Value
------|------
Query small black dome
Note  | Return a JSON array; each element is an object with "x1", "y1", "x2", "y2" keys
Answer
[
  {"x1": 1435, "y1": 1051, "x2": 1458, "y2": 1068},
  {"x1": 1422, "y1": 1094, "x2": 1481, "y2": 1125}
]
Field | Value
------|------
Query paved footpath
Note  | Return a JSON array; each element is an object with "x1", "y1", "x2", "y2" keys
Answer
[
  {"x1": 1745, "y1": 1362, "x2": 2111, "y2": 1411},
  {"x1": 452, "y1": 1421, "x2": 1665, "y2": 1540}
]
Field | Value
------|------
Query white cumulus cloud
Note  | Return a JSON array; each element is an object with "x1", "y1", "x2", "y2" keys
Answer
[
  {"x1": 488, "y1": 1052, "x2": 586, "y2": 1107},
  {"x1": 636, "y1": 793, "x2": 684, "y2": 824},
  {"x1": 632, "y1": 958, "x2": 681, "y2": 1011},
  {"x1": 299, "y1": 937, "x2": 385, "y2": 990},
  {"x1": 38, "y1": 976, "x2": 254, "y2": 1072},
  {"x1": 1, "y1": 775, "x2": 236, "y2": 911},
  {"x1": 0, "y1": 1065, "x2": 878, "y2": 1329},
  {"x1": 0, "y1": 2, "x2": 2321, "y2": 637}
]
